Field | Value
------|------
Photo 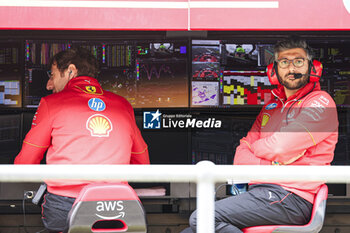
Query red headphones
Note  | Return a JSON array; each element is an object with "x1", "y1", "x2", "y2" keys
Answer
[{"x1": 266, "y1": 60, "x2": 323, "y2": 85}]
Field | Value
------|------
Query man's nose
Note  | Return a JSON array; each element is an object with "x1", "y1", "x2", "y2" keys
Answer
[{"x1": 287, "y1": 61, "x2": 296, "y2": 72}]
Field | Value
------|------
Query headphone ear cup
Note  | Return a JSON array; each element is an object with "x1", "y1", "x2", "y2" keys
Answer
[
  {"x1": 267, "y1": 63, "x2": 279, "y2": 85},
  {"x1": 309, "y1": 60, "x2": 323, "y2": 82}
]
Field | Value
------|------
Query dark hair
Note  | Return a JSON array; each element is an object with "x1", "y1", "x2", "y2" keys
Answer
[
  {"x1": 49, "y1": 47, "x2": 99, "y2": 78},
  {"x1": 274, "y1": 36, "x2": 312, "y2": 61}
]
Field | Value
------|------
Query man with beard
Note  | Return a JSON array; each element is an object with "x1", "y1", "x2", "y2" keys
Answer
[
  {"x1": 15, "y1": 47, "x2": 149, "y2": 233},
  {"x1": 182, "y1": 37, "x2": 338, "y2": 233}
]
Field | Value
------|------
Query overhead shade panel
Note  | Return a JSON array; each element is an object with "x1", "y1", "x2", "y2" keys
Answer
[
  {"x1": 0, "y1": 0, "x2": 350, "y2": 30},
  {"x1": 189, "y1": 0, "x2": 350, "y2": 30},
  {"x1": 0, "y1": 0, "x2": 189, "y2": 30}
]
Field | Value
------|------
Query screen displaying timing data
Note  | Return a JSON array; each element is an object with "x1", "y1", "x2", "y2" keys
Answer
[
  {"x1": 332, "y1": 70, "x2": 350, "y2": 106},
  {"x1": 315, "y1": 44, "x2": 350, "y2": 68},
  {"x1": 222, "y1": 71, "x2": 274, "y2": 106},
  {"x1": 24, "y1": 40, "x2": 189, "y2": 109},
  {"x1": 98, "y1": 43, "x2": 137, "y2": 105},
  {"x1": 24, "y1": 40, "x2": 71, "y2": 107},
  {"x1": 0, "y1": 43, "x2": 21, "y2": 108},
  {"x1": 135, "y1": 41, "x2": 188, "y2": 108},
  {"x1": 310, "y1": 41, "x2": 350, "y2": 106},
  {"x1": 24, "y1": 40, "x2": 101, "y2": 108},
  {"x1": 191, "y1": 40, "x2": 275, "y2": 107}
]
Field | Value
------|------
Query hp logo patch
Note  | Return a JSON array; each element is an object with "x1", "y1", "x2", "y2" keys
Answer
[
  {"x1": 88, "y1": 98, "x2": 106, "y2": 112},
  {"x1": 143, "y1": 110, "x2": 161, "y2": 129}
]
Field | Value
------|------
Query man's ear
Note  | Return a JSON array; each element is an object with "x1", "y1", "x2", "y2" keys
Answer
[{"x1": 67, "y1": 64, "x2": 77, "y2": 80}]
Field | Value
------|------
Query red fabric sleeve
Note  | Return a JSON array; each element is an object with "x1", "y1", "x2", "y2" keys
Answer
[
  {"x1": 234, "y1": 111, "x2": 270, "y2": 165},
  {"x1": 128, "y1": 105, "x2": 150, "y2": 165},
  {"x1": 14, "y1": 98, "x2": 52, "y2": 164},
  {"x1": 130, "y1": 146, "x2": 150, "y2": 164},
  {"x1": 14, "y1": 143, "x2": 47, "y2": 164},
  {"x1": 252, "y1": 93, "x2": 338, "y2": 164}
]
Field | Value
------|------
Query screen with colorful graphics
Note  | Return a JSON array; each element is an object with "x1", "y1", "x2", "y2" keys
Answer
[
  {"x1": 327, "y1": 69, "x2": 350, "y2": 107},
  {"x1": 2, "y1": 35, "x2": 350, "y2": 171},
  {"x1": 134, "y1": 41, "x2": 188, "y2": 108},
  {"x1": 191, "y1": 40, "x2": 275, "y2": 107},
  {"x1": 0, "y1": 42, "x2": 21, "y2": 108},
  {"x1": 222, "y1": 70, "x2": 274, "y2": 106},
  {"x1": 309, "y1": 41, "x2": 350, "y2": 107},
  {"x1": 24, "y1": 40, "x2": 189, "y2": 108},
  {"x1": 24, "y1": 40, "x2": 71, "y2": 107}
]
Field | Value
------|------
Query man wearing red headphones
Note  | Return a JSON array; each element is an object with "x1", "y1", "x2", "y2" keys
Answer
[{"x1": 183, "y1": 37, "x2": 338, "y2": 233}]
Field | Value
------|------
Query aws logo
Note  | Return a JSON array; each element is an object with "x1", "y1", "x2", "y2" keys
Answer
[{"x1": 95, "y1": 201, "x2": 125, "y2": 220}]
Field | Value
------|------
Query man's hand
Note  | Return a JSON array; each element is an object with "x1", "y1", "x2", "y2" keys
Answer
[{"x1": 272, "y1": 149, "x2": 307, "y2": 165}]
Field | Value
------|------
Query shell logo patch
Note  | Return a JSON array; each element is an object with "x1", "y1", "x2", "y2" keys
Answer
[
  {"x1": 261, "y1": 113, "x2": 270, "y2": 127},
  {"x1": 86, "y1": 85, "x2": 97, "y2": 94},
  {"x1": 86, "y1": 114, "x2": 113, "y2": 137}
]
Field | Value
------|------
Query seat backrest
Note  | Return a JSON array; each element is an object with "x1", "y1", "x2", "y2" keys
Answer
[
  {"x1": 242, "y1": 184, "x2": 328, "y2": 233},
  {"x1": 67, "y1": 183, "x2": 147, "y2": 233}
]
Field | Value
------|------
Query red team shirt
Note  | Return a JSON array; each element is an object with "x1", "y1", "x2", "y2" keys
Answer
[
  {"x1": 234, "y1": 81, "x2": 338, "y2": 203},
  {"x1": 15, "y1": 76, "x2": 149, "y2": 197}
]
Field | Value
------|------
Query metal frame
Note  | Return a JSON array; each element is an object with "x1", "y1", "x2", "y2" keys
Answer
[{"x1": 1, "y1": 161, "x2": 350, "y2": 233}]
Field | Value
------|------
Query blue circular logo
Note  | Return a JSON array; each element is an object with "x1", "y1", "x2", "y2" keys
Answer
[
  {"x1": 265, "y1": 103, "x2": 277, "y2": 110},
  {"x1": 88, "y1": 98, "x2": 106, "y2": 112}
]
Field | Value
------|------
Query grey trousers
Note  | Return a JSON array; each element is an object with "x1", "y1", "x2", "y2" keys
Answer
[
  {"x1": 182, "y1": 184, "x2": 313, "y2": 233},
  {"x1": 41, "y1": 192, "x2": 76, "y2": 233}
]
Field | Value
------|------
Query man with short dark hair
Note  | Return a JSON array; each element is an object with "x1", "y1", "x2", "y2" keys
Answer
[
  {"x1": 182, "y1": 37, "x2": 338, "y2": 233},
  {"x1": 15, "y1": 47, "x2": 149, "y2": 233}
]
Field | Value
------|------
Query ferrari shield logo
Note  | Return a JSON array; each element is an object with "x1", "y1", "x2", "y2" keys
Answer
[{"x1": 86, "y1": 86, "x2": 97, "y2": 94}]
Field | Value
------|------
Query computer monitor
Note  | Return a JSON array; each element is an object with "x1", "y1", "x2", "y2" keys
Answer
[
  {"x1": 24, "y1": 68, "x2": 51, "y2": 107},
  {"x1": 191, "y1": 70, "x2": 274, "y2": 107},
  {"x1": 257, "y1": 44, "x2": 274, "y2": 67},
  {"x1": 333, "y1": 70, "x2": 350, "y2": 106},
  {"x1": 24, "y1": 39, "x2": 189, "y2": 109},
  {"x1": 98, "y1": 68, "x2": 137, "y2": 106},
  {"x1": 224, "y1": 43, "x2": 259, "y2": 67},
  {"x1": 0, "y1": 42, "x2": 21, "y2": 108},
  {"x1": 191, "y1": 40, "x2": 276, "y2": 108},
  {"x1": 135, "y1": 40, "x2": 188, "y2": 108},
  {"x1": 221, "y1": 70, "x2": 274, "y2": 106},
  {"x1": 24, "y1": 40, "x2": 70, "y2": 108}
]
